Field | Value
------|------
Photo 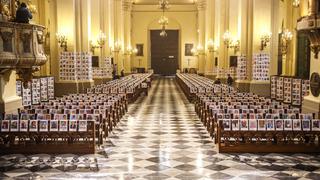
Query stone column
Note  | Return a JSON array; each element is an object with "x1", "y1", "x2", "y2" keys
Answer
[
  {"x1": 249, "y1": 0, "x2": 272, "y2": 97},
  {"x1": 74, "y1": 0, "x2": 91, "y2": 52},
  {"x1": 100, "y1": 0, "x2": 111, "y2": 59},
  {"x1": 270, "y1": 0, "x2": 280, "y2": 76},
  {"x1": 37, "y1": 0, "x2": 51, "y2": 76},
  {"x1": 55, "y1": 0, "x2": 94, "y2": 96},
  {"x1": 0, "y1": 71, "x2": 22, "y2": 114},
  {"x1": 114, "y1": 0, "x2": 124, "y2": 75},
  {"x1": 108, "y1": 0, "x2": 115, "y2": 57},
  {"x1": 281, "y1": 0, "x2": 293, "y2": 76},
  {"x1": 197, "y1": 0, "x2": 206, "y2": 75},
  {"x1": 236, "y1": 0, "x2": 253, "y2": 92},
  {"x1": 205, "y1": 0, "x2": 215, "y2": 78},
  {"x1": 213, "y1": 0, "x2": 220, "y2": 75},
  {"x1": 216, "y1": 0, "x2": 229, "y2": 80},
  {"x1": 90, "y1": 0, "x2": 101, "y2": 56},
  {"x1": 123, "y1": 0, "x2": 132, "y2": 74},
  {"x1": 289, "y1": 0, "x2": 300, "y2": 76}
]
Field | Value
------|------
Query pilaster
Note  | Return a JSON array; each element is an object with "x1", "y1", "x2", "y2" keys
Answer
[
  {"x1": 249, "y1": 0, "x2": 272, "y2": 97},
  {"x1": 205, "y1": 0, "x2": 214, "y2": 75},
  {"x1": 114, "y1": 0, "x2": 124, "y2": 75},
  {"x1": 236, "y1": 0, "x2": 253, "y2": 92},
  {"x1": 197, "y1": 0, "x2": 206, "y2": 75},
  {"x1": 74, "y1": 0, "x2": 91, "y2": 52},
  {"x1": 270, "y1": 0, "x2": 280, "y2": 76},
  {"x1": 0, "y1": 71, "x2": 22, "y2": 114},
  {"x1": 217, "y1": 0, "x2": 229, "y2": 78},
  {"x1": 123, "y1": 0, "x2": 132, "y2": 74}
]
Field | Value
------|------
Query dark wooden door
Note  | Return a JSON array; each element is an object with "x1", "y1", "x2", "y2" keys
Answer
[
  {"x1": 296, "y1": 32, "x2": 310, "y2": 79},
  {"x1": 151, "y1": 30, "x2": 179, "y2": 75}
]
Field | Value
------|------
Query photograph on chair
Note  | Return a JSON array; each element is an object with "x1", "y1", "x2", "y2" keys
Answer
[
  {"x1": 10, "y1": 120, "x2": 19, "y2": 132},
  {"x1": 231, "y1": 119, "x2": 240, "y2": 131},
  {"x1": 50, "y1": 120, "x2": 59, "y2": 132},
  {"x1": 20, "y1": 120, "x2": 29, "y2": 132}
]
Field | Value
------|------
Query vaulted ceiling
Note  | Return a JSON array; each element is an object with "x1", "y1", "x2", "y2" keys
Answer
[{"x1": 133, "y1": 0, "x2": 197, "y2": 5}]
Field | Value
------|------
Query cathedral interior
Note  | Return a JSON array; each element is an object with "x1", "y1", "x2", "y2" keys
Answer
[{"x1": 0, "y1": 0, "x2": 320, "y2": 179}]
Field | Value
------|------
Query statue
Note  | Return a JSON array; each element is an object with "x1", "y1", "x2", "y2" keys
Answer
[{"x1": 0, "y1": 2, "x2": 11, "y2": 21}]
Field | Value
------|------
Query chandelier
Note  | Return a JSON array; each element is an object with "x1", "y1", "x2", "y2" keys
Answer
[
  {"x1": 158, "y1": 16, "x2": 169, "y2": 26},
  {"x1": 158, "y1": 0, "x2": 170, "y2": 37},
  {"x1": 160, "y1": 26, "x2": 167, "y2": 37}
]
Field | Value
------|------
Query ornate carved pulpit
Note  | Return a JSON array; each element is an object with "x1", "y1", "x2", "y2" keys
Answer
[
  {"x1": 297, "y1": 0, "x2": 320, "y2": 58},
  {"x1": 0, "y1": 22, "x2": 47, "y2": 81}
]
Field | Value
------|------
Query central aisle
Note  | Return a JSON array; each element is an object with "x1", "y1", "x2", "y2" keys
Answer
[
  {"x1": 103, "y1": 77, "x2": 219, "y2": 178},
  {"x1": 96, "y1": 77, "x2": 320, "y2": 179}
]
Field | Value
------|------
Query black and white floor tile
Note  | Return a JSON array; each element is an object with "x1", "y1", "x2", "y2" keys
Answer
[{"x1": 1, "y1": 77, "x2": 320, "y2": 179}]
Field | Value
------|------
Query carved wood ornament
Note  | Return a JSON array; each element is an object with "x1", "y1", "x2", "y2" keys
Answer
[
  {"x1": 0, "y1": 30, "x2": 13, "y2": 52},
  {"x1": 20, "y1": 32, "x2": 32, "y2": 53},
  {"x1": 310, "y1": 72, "x2": 320, "y2": 97}
]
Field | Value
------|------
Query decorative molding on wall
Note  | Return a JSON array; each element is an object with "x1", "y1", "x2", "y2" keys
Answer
[
  {"x1": 122, "y1": 0, "x2": 133, "y2": 12},
  {"x1": 196, "y1": 0, "x2": 206, "y2": 11}
]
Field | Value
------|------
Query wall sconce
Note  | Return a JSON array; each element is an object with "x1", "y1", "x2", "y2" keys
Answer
[
  {"x1": 56, "y1": 32, "x2": 68, "y2": 51},
  {"x1": 280, "y1": 29, "x2": 293, "y2": 55},
  {"x1": 111, "y1": 41, "x2": 122, "y2": 52},
  {"x1": 125, "y1": 46, "x2": 138, "y2": 55},
  {"x1": 90, "y1": 31, "x2": 107, "y2": 54},
  {"x1": 197, "y1": 44, "x2": 205, "y2": 55},
  {"x1": 90, "y1": 41, "x2": 99, "y2": 55},
  {"x1": 207, "y1": 39, "x2": 218, "y2": 52},
  {"x1": 132, "y1": 48, "x2": 138, "y2": 55},
  {"x1": 223, "y1": 31, "x2": 232, "y2": 48},
  {"x1": 191, "y1": 44, "x2": 205, "y2": 56},
  {"x1": 260, "y1": 32, "x2": 272, "y2": 51},
  {"x1": 223, "y1": 31, "x2": 240, "y2": 53},
  {"x1": 230, "y1": 39, "x2": 240, "y2": 53},
  {"x1": 97, "y1": 31, "x2": 107, "y2": 46},
  {"x1": 126, "y1": 46, "x2": 133, "y2": 55},
  {"x1": 191, "y1": 47, "x2": 198, "y2": 56}
]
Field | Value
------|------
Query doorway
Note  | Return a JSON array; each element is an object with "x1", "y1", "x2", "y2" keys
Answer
[{"x1": 150, "y1": 30, "x2": 179, "y2": 75}]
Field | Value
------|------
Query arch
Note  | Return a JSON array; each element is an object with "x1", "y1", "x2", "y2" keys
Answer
[{"x1": 147, "y1": 16, "x2": 182, "y2": 30}]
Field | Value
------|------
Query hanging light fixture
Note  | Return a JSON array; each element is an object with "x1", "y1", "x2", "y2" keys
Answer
[
  {"x1": 158, "y1": 0, "x2": 170, "y2": 10},
  {"x1": 158, "y1": 16, "x2": 169, "y2": 27},
  {"x1": 293, "y1": 0, "x2": 300, "y2": 7},
  {"x1": 160, "y1": 25, "x2": 168, "y2": 37},
  {"x1": 158, "y1": 0, "x2": 170, "y2": 37}
]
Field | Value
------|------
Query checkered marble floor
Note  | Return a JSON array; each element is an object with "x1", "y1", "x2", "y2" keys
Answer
[{"x1": 1, "y1": 77, "x2": 320, "y2": 180}]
